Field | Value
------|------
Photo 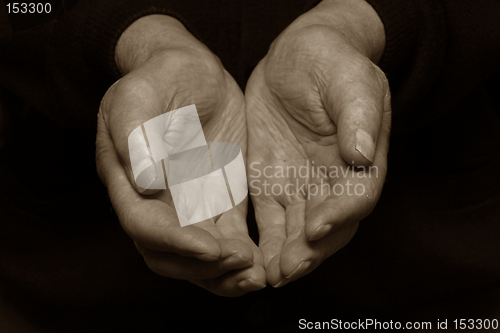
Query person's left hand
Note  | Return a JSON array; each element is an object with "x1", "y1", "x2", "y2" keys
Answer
[{"x1": 245, "y1": 0, "x2": 391, "y2": 287}]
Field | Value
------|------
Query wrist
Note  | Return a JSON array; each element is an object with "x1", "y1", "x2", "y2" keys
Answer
[
  {"x1": 115, "y1": 15, "x2": 206, "y2": 75},
  {"x1": 293, "y1": 0, "x2": 385, "y2": 63}
]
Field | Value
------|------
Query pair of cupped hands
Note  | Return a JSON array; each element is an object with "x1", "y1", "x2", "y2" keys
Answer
[{"x1": 96, "y1": 0, "x2": 391, "y2": 296}]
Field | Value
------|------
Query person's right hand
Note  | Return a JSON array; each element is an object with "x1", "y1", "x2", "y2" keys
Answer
[{"x1": 95, "y1": 15, "x2": 265, "y2": 296}]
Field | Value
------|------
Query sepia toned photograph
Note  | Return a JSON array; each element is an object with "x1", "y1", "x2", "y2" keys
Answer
[{"x1": 0, "y1": 0, "x2": 499, "y2": 331}]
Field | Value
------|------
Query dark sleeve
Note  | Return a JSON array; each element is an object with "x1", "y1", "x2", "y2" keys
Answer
[
  {"x1": 0, "y1": 0, "x2": 195, "y2": 128},
  {"x1": 365, "y1": 0, "x2": 500, "y2": 135}
]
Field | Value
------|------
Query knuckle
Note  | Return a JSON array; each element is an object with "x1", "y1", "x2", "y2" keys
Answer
[
  {"x1": 119, "y1": 76, "x2": 155, "y2": 100},
  {"x1": 99, "y1": 78, "x2": 124, "y2": 121}
]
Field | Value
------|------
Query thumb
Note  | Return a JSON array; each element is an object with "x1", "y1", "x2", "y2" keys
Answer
[
  {"x1": 322, "y1": 55, "x2": 389, "y2": 167},
  {"x1": 304, "y1": 57, "x2": 392, "y2": 241},
  {"x1": 99, "y1": 76, "x2": 204, "y2": 195}
]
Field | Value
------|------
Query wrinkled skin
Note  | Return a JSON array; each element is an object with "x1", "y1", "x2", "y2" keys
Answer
[
  {"x1": 95, "y1": 0, "x2": 391, "y2": 296},
  {"x1": 96, "y1": 18, "x2": 265, "y2": 297},
  {"x1": 245, "y1": 1, "x2": 391, "y2": 288}
]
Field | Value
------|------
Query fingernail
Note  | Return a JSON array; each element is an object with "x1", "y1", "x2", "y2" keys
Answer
[
  {"x1": 272, "y1": 261, "x2": 312, "y2": 288},
  {"x1": 355, "y1": 129, "x2": 375, "y2": 163},
  {"x1": 196, "y1": 252, "x2": 220, "y2": 262},
  {"x1": 238, "y1": 279, "x2": 267, "y2": 291},
  {"x1": 272, "y1": 278, "x2": 288, "y2": 288},
  {"x1": 285, "y1": 260, "x2": 311, "y2": 280},
  {"x1": 220, "y1": 254, "x2": 251, "y2": 270},
  {"x1": 309, "y1": 224, "x2": 332, "y2": 241}
]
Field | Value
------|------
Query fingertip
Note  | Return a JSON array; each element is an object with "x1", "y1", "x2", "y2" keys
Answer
[
  {"x1": 193, "y1": 252, "x2": 221, "y2": 262},
  {"x1": 307, "y1": 224, "x2": 332, "y2": 241},
  {"x1": 192, "y1": 246, "x2": 223, "y2": 262},
  {"x1": 272, "y1": 260, "x2": 312, "y2": 288},
  {"x1": 339, "y1": 130, "x2": 376, "y2": 168},
  {"x1": 237, "y1": 278, "x2": 267, "y2": 292},
  {"x1": 304, "y1": 202, "x2": 337, "y2": 240},
  {"x1": 272, "y1": 278, "x2": 289, "y2": 288},
  {"x1": 136, "y1": 187, "x2": 162, "y2": 196},
  {"x1": 121, "y1": 161, "x2": 162, "y2": 196},
  {"x1": 202, "y1": 264, "x2": 267, "y2": 297},
  {"x1": 279, "y1": 237, "x2": 316, "y2": 278},
  {"x1": 236, "y1": 264, "x2": 268, "y2": 292},
  {"x1": 285, "y1": 260, "x2": 311, "y2": 280},
  {"x1": 179, "y1": 226, "x2": 222, "y2": 261},
  {"x1": 251, "y1": 263, "x2": 268, "y2": 285},
  {"x1": 175, "y1": 245, "x2": 221, "y2": 261},
  {"x1": 332, "y1": 70, "x2": 383, "y2": 168},
  {"x1": 219, "y1": 238, "x2": 254, "y2": 262},
  {"x1": 266, "y1": 254, "x2": 284, "y2": 287},
  {"x1": 220, "y1": 253, "x2": 253, "y2": 270},
  {"x1": 355, "y1": 129, "x2": 375, "y2": 164}
]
